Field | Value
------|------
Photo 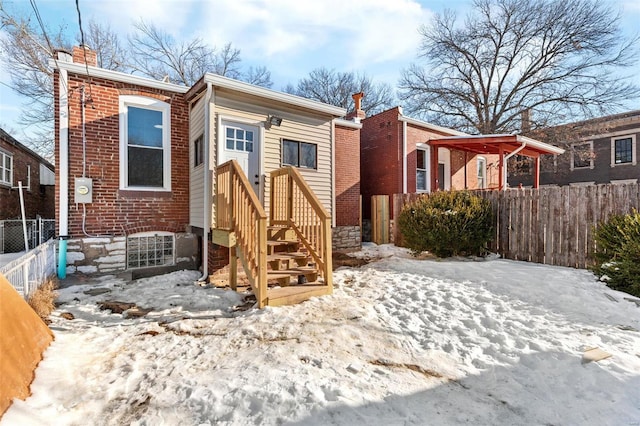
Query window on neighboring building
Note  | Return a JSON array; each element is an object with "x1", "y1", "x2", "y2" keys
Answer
[
  {"x1": 194, "y1": 133, "x2": 204, "y2": 167},
  {"x1": 0, "y1": 151, "x2": 13, "y2": 186},
  {"x1": 119, "y1": 96, "x2": 171, "y2": 190},
  {"x1": 127, "y1": 232, "x2": 175, "y2": 269},
  {"x1": 282, "y1": 139, "x2": 317, "y2": 169},
  {"x1": 416, "y1": 149, "x2": 427, "y2": 191},
  {"x1": 612, "y1": 136, "x2": 635, "y2": 165},
  {"x1": 477, "y1": 156, "x2": 487, "y2": 189},
  {"x1": 571, "y1": 141, "x2": 593, "y2": 170}
]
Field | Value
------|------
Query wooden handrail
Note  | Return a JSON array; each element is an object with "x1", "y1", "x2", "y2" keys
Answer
[
  {"x1": 270, "y1": 167, "x2": 333, "y2": 291},
  {"x1": 215, "y1": 160, "x2": 268, "y2": 307}
]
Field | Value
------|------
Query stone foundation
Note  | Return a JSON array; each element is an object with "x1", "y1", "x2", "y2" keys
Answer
[
  {"x1": 332, "y1": 226, "x2": 362, "y2": 251},
  {"x1": 64, "y1": 232, "x2": 198, "y2": 275}
]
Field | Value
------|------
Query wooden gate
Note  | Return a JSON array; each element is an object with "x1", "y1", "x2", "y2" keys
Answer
[{"x1": 371, "y1": 195, "x2": 390, "y2": 244}]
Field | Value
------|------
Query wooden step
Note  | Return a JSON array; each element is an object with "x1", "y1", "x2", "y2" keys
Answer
[
  {"x1": 267, "y1": 226, "x2": 296, "y2": 241},
  {"x1": 267, "y1": 267, "x2": 318, "y2": 285},
  {"x1": 267, "y1": 252, "x2": 310, "y2": 270},
  {"x1": 267, "y1": 240, "x2": 300, "y2": 255},
  {"x1": 266, "y1": 284, "x2": 331, "y2": 307}
]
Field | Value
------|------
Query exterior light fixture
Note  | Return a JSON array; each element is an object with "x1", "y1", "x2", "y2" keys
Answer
[{"x1": 266, "y1": 115, "x2": 283, "y2": 129}]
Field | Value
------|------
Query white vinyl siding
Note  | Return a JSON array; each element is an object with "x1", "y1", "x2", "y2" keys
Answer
[
  {"x1": 189, "y1": 96, "x2": 206, "y2": 227},
  {"x1": 212, "y1": 93, "x2": 333, "y2": 222}
]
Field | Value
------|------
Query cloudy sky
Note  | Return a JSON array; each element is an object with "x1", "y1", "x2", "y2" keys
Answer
[{"x1": 1, "y1": 0, "x2": 639, "y2": 144}]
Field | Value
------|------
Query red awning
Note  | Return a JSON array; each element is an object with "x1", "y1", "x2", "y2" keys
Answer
[
  {"x1": 429, "y1": 134, "x2": 564, "y2": 158},
  {"x1": 428, "y1": 134, "x2": 564, "y2": 190}
]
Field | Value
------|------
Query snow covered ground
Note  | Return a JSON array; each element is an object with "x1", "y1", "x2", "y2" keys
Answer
[{"x1": 3, "y1": 244, "x2": 640, "y2": 425}]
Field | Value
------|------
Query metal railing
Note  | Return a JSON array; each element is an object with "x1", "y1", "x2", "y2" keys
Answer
[
  {"x1": 0, "y1": 218, "x2": 55, "y2": 254},
  {"x1": 0, "y1": 239, "x2": 57, "y2": 299}
]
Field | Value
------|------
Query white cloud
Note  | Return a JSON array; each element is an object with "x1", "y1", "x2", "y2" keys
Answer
[
  {"x1": 82, "y1": 0, "x2": 194, "y2": 37},
  {"x1": 198, "y1": 0, "x2": 433, "y2": 69}
]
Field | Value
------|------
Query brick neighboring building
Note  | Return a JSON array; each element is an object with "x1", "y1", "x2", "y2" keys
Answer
[
  {"x1": 0, "y1": 128, "x2": 55, "y2": 220},
  {"x1": 509, "y1": 110, "x2": 640, "y2": 187},
  {"x1": 331, "y1": 92, "x2": 363, "y2": 251},
  {"x1": 360, "y1": 107, "x2": 500, "y2": 222}
]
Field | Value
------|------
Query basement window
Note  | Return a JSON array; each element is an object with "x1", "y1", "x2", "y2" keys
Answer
[
  {"x1": 0, "y1": 150, "x2": 12, "y2": 186},
  {"x1": 282, "y1": 139, "x2": 317, "y2": 169},
  {"x1": 119, "y1": 96, "x2": 171, "y2": 191},
  {"x1": 127, "y1": 232, "x2": 175, "y2": 269}
]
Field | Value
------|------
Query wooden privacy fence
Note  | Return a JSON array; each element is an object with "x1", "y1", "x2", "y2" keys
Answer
[{"x1": 394, "y1": 183, "x2": 640, "y2": 269}]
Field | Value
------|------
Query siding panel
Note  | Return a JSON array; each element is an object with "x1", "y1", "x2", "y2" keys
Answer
[
  {"x1": 211, "y1": 93, "x2": 334, "y2": 219},
  {"x1": 189, "y1": 97, "x2": 205, "y2": 227}
]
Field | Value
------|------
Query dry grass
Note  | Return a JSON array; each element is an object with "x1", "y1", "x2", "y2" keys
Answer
[{"x1": 27, "y1": 278, "x2": 58, "y2": 322}]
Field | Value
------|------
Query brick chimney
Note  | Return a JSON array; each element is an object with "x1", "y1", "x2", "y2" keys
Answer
[
  {"x1": 346, "y1": 92, "x2": 366, "y2": 122},
  {"x1": 72, "y1": 44, "x2": 97, "y2": 67}
]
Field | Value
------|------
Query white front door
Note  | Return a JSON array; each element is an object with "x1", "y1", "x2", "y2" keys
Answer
[{"x1": 220, "y1": 121, "x2": 261, "y2": 195}]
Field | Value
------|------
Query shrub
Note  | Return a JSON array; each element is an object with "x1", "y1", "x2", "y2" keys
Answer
[
  {"x1": 398, "y1": 191, "x2": 494, "y2": 258},
  {"x1": 591, "y1": 211, "x2": 640, "y2": 297},
  {"x1": 28, "y1": 278, "x2": 58, "y2": 322}
]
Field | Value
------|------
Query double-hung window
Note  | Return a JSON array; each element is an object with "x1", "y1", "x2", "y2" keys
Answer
[
  {"x1": 0, "y1": 150, "x2": 12, "y2": 186},
  {"x1": 416, "y1": 149, "x2": 427, "y2": 191},
  {"x1": 611, "y1": 135, "x2": 636, "y2": 166},
  {"x1": 119, "y1": 96, "x2": 171, "y2": 190},
  {"x1": 477, "y1": 156, "x2": 487, "y2": 189},
  {"x1": 571, "y1": 141, "x2": 594, "y2": 170},
  {"x1": 282, "y1": 139, "x2": 317, "y2": 169}
]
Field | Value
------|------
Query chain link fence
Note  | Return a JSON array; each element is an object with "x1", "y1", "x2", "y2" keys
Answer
[{"x1": 0, "y1": 219, "x2": 56, "y2": 254}]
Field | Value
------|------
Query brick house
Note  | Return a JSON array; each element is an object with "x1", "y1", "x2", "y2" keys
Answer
[
  {"x1": 509, "y1": 110, "x2": 640, "y2": 187},
  {"x1": 360, "y1": 107, "x2": 501, "y2": 222},
  {"x1": 0, "y1": 128, "x2": 55, "y2": 220},
  {"x1": 51, "y1": 45, "x2": 361, "y2": 279}
]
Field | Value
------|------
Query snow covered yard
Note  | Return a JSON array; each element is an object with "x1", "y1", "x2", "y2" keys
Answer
[{"x1": 3, "y1": 244, "x2": 640, "y2": 425}]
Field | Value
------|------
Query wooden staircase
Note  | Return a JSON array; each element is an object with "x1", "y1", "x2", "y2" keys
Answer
[
  {"x1": 213, "y1": 160, "x2": 332, "y2": 308},
  {"x1": 263, "y1": 226, "x2": 330, "y2": 307}
]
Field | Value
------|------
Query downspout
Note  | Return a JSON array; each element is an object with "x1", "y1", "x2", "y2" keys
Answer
[
  {"x1": 58, "y1": 59, "x2": 70, "y2": 279},
  {"x1": 331, "y1": 119, "x2": 336, "y2": 227},
  {"x1": 502, "y1": 140, "x2": 527, "y2": 190},
  {"x1": 402, "y1": 119, "x2": 407, "y2": 193},
  {"x1": 199, "y1": 82, "x2": 213, "y2": 282}
]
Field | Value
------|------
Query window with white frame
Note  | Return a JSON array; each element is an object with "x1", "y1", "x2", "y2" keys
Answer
[
  {"x1": 570, "y1": 141, "x2": 594, "y2": 170},
  {"x1": 127, "y1": 232, "x2": 175, "y2": 269},
  {"x1": 119, "y1": 96, "x2": 171, "y2": 190},
  {"x1": 611, "y1": 135, "x2": 636, "y2": 166},
  {"x1": 0, "y1": 150, "x2": 13, "y2": 186},
  {"x1": 416, "y1": 149, "x2": 427, "y2": 191},
  {"x1": 477, "y1": 156, "x2": 487, "y2": 189}
]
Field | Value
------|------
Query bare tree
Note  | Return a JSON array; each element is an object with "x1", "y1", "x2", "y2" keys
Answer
[
  {"x1": 128, "y1": 20, "x2": 216, "y2": 85},
  {"x1": 286, "y1": 67, "x2": 395, "y2": 115},
  {"x1": 244, "y1": 65, "x2": 272, "y2": 88},
  {"x1": 80, "y1": 21, "x2": 128, "y2": 71},
  {"x1": 0, "y1": 5, "x2": 70, "y2": 159},
  {"x1": 399, "y1": 0, "x2": 640, "y2": 134},
  {"x1": 128, "y1": 22, "x2": 272, "y2": 87}
]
